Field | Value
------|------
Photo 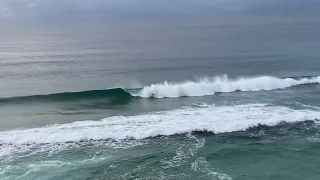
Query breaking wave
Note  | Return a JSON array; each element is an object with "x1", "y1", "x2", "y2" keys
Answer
[
  {"x1": 1, "y1": 75, "x2": 319, "y2": 103},
  {"x1": 138, "y1": 75, "x2": 320, "y2": 98}
]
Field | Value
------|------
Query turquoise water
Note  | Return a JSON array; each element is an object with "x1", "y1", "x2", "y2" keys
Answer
[{"x1": 1, "y1": 20, "x2": 320, "y2": 179}]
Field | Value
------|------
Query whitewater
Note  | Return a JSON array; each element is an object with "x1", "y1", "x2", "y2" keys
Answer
[
  {"x1": 137, "y1": 75, "x2": 320, "y2": 98},
  {"x1": 1, "y1": 103, "x2": 320, "y2": 157}
]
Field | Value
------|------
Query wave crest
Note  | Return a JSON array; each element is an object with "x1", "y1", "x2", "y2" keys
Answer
[{"x1": 138, "y1": 75, "x2": 320, "y2": 98}]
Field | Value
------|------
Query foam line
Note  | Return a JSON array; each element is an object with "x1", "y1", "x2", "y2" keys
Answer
[{"x1": 1, "y1": 104, "x2": 319, "y2": 147}]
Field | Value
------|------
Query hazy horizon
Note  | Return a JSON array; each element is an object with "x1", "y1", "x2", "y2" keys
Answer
[{"x1": 1, "y1": 0, "x2": 320, "y2": 20}]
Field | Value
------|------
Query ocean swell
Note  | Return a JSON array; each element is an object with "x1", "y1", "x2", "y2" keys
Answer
[{"x1": 0, "y1": 88, "x2": 133, "y2": 103}]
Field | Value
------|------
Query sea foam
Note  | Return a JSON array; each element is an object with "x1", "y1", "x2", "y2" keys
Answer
[
  {"x1": 137, "y1": 75, "x2": 320, "y2": 98},
  {"x1": 1, "y1": 103, "x2": 320, "y2": 157}
]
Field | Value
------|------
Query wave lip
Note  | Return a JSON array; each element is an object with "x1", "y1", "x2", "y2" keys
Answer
[{"x1": 137, "y1": 75, "x2": 320, "y2": 98}]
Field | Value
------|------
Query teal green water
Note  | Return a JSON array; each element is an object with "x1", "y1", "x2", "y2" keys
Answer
[{"x1": 1, "y1": 20, "x2": 320, "y2": 179}]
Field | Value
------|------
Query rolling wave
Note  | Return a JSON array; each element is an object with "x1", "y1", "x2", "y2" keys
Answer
[
  {"x1": 1, "y1": 104, "x2": 320, "y2": 157},
  {"x1": 0, "y1": 75, "x2": 319, "y2": 103},
  {"x1": 0, "y1": 88, "x2": 133, "y2": 103}
]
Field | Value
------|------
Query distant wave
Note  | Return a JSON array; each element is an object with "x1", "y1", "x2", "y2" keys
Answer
[
  {"x1": 1, "y1": 103, "x2": 320, "y2": 157},
  {"x1": 138, "y1": 75, "x2": 320, "y2": 98},
  {"x1": 1, "y1": 75, "x2": 319, "y2": 103}
]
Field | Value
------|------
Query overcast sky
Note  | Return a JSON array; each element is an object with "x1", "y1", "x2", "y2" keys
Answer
[{"x1": 1, "y1": 0, "x2": 320, "y2": 19}]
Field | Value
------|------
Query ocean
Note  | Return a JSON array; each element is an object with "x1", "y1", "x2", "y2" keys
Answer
[{"x1": 1, "y1": 19, "x2": 320, "y2": 179}]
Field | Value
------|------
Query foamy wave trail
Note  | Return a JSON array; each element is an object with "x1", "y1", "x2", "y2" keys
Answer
[
  {"x1": 1, "y1": 104, "x2": 320, "y2": 157},
  {"x1": 137, "y1": 75, "x2": 320, "y2": 98}
]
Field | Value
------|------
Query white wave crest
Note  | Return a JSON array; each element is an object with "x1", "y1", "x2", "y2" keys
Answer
[
  {"x1": 1, "y1": 103, "x2": 320, "y2": 157},
  {"x1": 137, "y1": 75, "x2": 320, "y2": 98}
]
